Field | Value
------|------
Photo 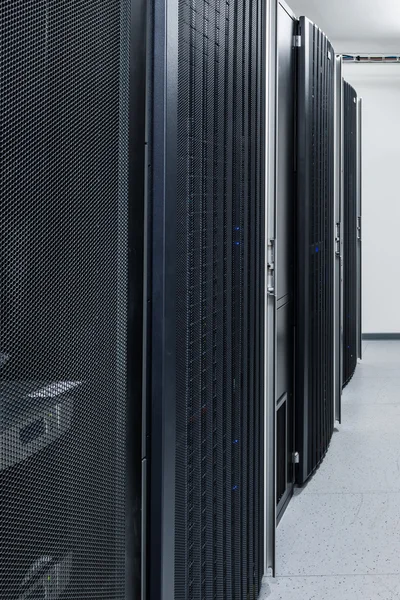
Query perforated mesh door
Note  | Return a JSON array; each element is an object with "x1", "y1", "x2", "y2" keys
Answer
[
  {"x1": 296, "y1": 18, "x2": 335, "y2": 485},
  {"x1": 343, "y1": 81, "x2": 358, "y2": 386},
  {"x1": 1, "y1": 2, "x2": 136, "y2": 598},
  {"x1": 173, "y1": 0, "x2": 265, "y2": 597}
]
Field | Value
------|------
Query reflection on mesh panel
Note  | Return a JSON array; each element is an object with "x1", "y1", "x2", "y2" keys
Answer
[{"x1": 1, "y1": 1, "x2": 130, "y2": 598}]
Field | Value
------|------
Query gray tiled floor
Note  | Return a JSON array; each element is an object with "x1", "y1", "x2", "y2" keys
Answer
[{"x1": 260, "y1": 342, "x2": 400, "y2": 599}]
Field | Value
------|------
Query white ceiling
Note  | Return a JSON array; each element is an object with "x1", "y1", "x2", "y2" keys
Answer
[{"x1": 286, "y1": 0, "x2": 400, "y2": 53}]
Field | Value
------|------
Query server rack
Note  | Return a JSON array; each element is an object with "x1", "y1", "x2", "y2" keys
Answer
[
  {"x1": 274, "y1": 0, "x2": 296, "y2": 523},
  {"x1": 1, "y1": 2, "x2": 145, "y2": 599},
  {"x1": 334, "y1": 55, "x2": 344, "y2": 424},
  {"x1": 343, "y1": 81, "x2": 359, "y2": 386},
  {"x1": 265, "y1": 0, "x2": 279, "y2": 575},
  {"x1": 295, "y1": 17, "x2": 336, "y2": 485},
  {"x1": 356, "y1": 99, "x2": 363, "y2": 361},
  {"x1": 147, "y1": 0, "x2": 266, "y2": 598}
]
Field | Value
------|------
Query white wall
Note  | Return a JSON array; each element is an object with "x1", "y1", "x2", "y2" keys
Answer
[
  {"x1": 287, "y1": 0, "x2": 400, "y2": 54},
  {"x1": 344, "y1": 65, "x2": 400, "y2": 333}
]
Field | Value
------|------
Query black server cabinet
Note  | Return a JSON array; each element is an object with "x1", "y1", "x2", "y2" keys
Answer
[
  {"x1": 275, "y1": 1, "x2": 296, "y2": 521},
  {"x1": 295, "y1": 17, "x2": 335, "y2": 485},
  {"x1": 147, "y1": 0, "x2": 266, "y2": 598},
  {"x1": 343, "y1": 81, "x2": 358, "y2": 386},
  {"x1": 1, "y1": 2, "x2": 145, "y2": 599}
]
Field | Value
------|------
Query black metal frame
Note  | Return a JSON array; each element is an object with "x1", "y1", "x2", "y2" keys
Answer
[
  {"x1": 296, "y1": 17, "x2": 335, "y2": 485},
  {"x1": 147, "y1": 0, "x2": 266, "y2": 597},
  {"x1": 127, "y1": 0, "x2": 147, "y2": 597},
  {"x1": 146, "y1": 1, "x2": 178, "y2": 599}
]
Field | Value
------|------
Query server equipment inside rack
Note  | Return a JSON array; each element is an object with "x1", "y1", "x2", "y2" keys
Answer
[
  {"x1": 1, "y1": 2, "x2": 145, "y2": 599},
  {"x1": 295, "y1": 17, "x2": 336, "y2": 485},
  {"x1": 148, "y1": 0, "x2": 265, "y2": 598}
]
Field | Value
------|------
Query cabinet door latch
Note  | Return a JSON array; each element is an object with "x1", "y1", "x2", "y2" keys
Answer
[
  {"x1": 335, "y1": 222, "x2": 341, "y2": 256},
  {"x1": 294, "y1": 35, "x2": 301, "y2": 48},
  {"x1": 267, "y1": 239, "x2": 275, "y2": 296}
]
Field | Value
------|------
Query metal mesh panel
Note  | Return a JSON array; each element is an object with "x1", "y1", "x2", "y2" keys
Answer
[
  {"x1": 1, "y1": 2, "x2": 132, "y2": 598},
  {"x1": 174, "y1": 0, "x2": 264, "y2": 597},
  {"x1": 343, "y1": 81, "x2": 358, "y2": 386},
  {"x1": 296, "y1": 18, "x2": 335, "y2": 485}
]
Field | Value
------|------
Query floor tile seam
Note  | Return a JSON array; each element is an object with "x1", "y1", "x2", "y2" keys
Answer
[
  {"x1": 293, "y1": 490, "x2": 400, "y2": 496},
  {"x1": 353, "y1": 376, "x2": 400, "y2": 379},
  {"x1": 340, "y1": 401, "x2": 400, "y2": 408},
  {"x1": 271, "y1": 573, "x2": 400, "y2": 579}
]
